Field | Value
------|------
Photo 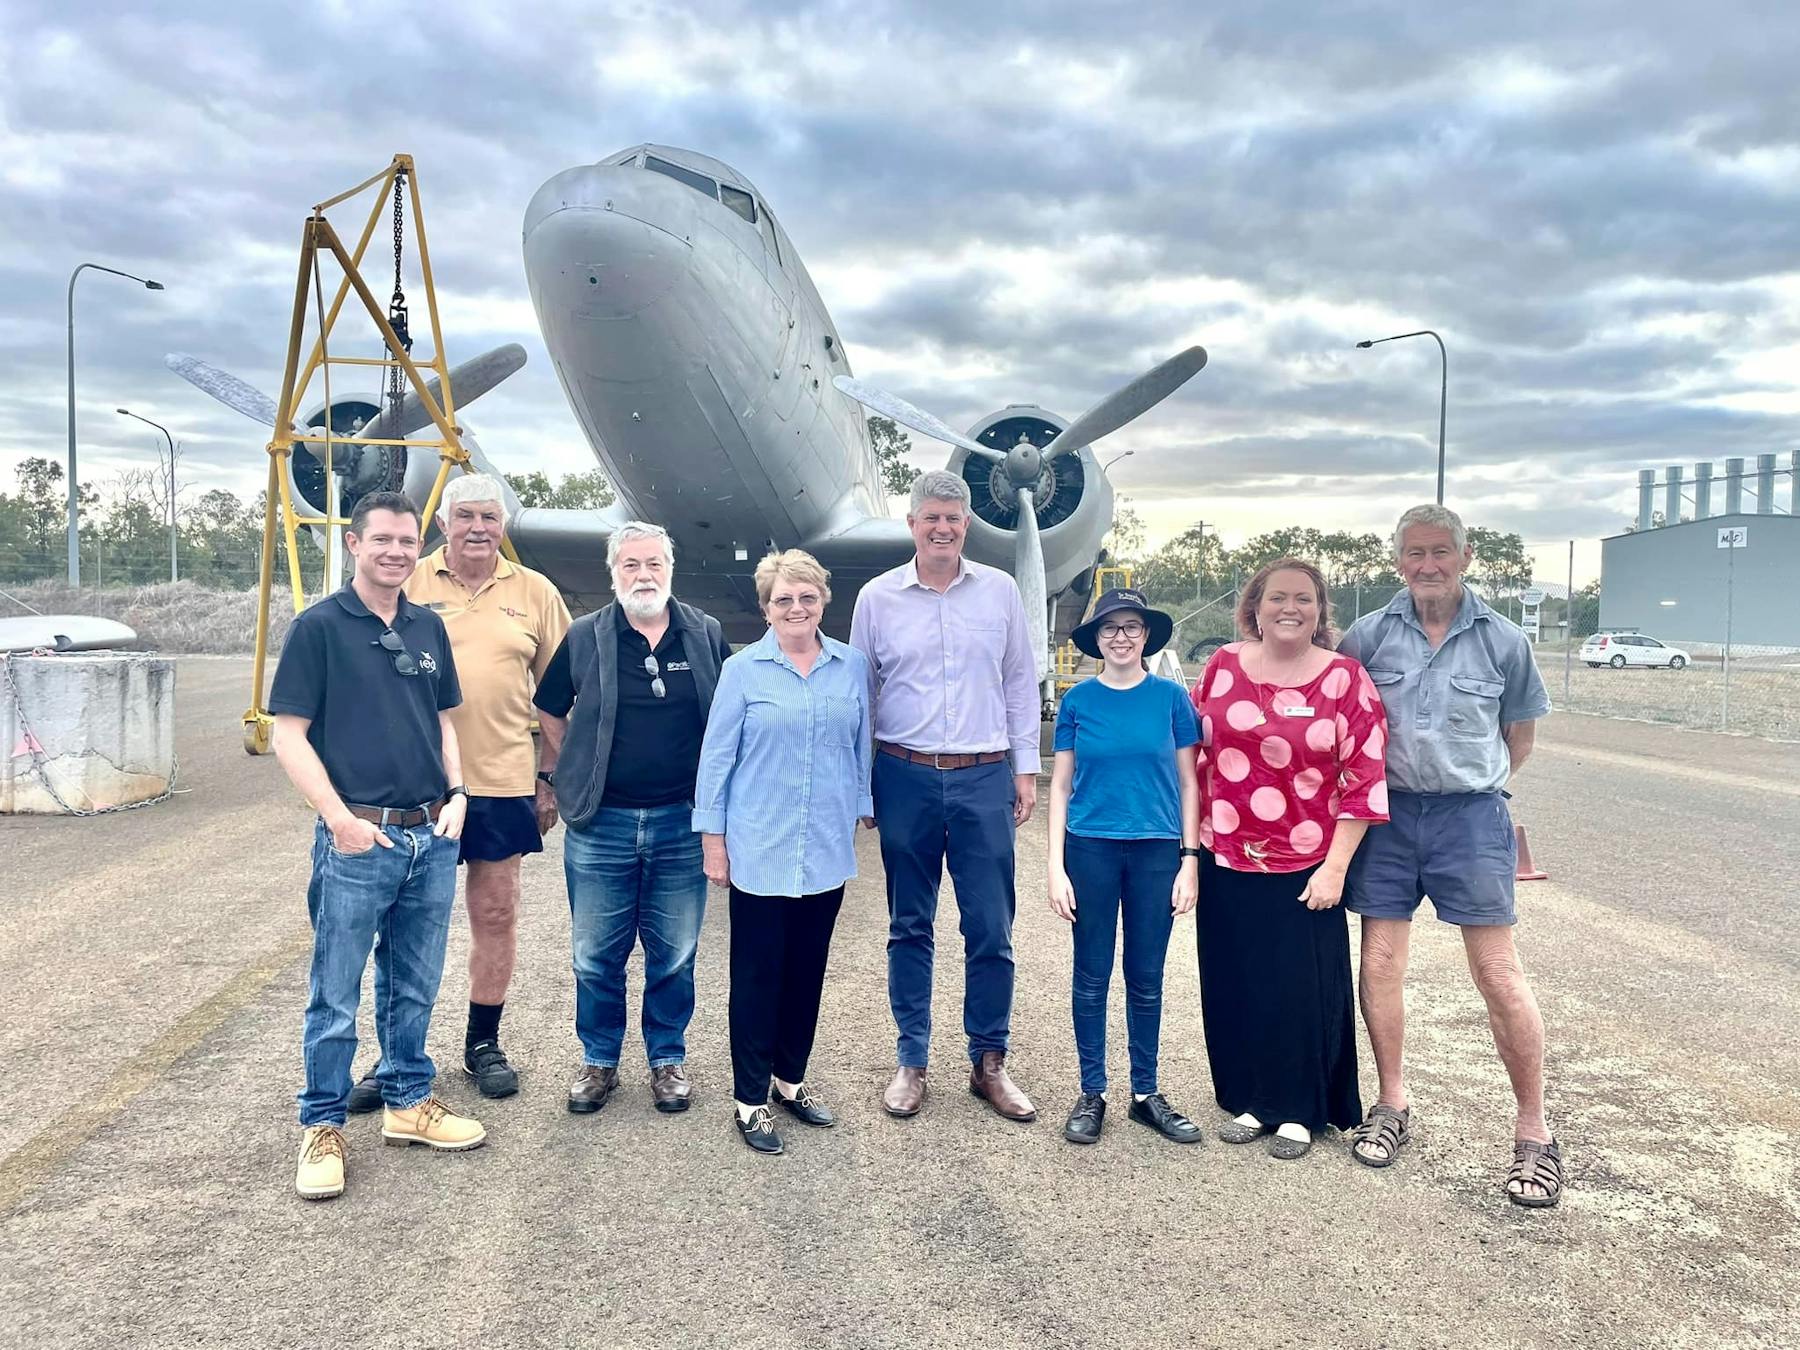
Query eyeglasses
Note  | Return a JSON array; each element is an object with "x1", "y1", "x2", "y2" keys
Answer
[
  {"x1": 643, "y1": 654, "x2": 666, "y2": 699},
  {"x1": 1098, "y1": 621, "x2": 1146, "y2": 639},
  {"x1": 769, "y1": 593, "x2": 822, "y2": 610},
  {"x1": 373, "y1": 627, "x2": 419, "y2": 676}
]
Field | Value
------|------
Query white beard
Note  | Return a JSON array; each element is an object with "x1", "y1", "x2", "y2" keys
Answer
[{"x1": 620, "y1": 584, "x2": 670, "y2": 620}]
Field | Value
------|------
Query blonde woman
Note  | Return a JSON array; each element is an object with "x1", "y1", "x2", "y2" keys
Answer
[{"x1": 694, "y1": 550, "x2": 872, "y2": 1156}]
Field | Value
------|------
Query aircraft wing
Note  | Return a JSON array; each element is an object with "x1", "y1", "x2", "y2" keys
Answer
[{"x1": 507, "y1": 506, "x2": 630, "y2": 614}]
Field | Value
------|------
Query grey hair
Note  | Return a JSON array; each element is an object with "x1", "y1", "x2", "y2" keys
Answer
[
  {"x1": 1393, "y1": 503, "x2": 1468, "y2": 555},
  {"x1": 606, "y1": 520, "x2": 675, "y2": 570},
  {"x1": 909, "y1": 468, "x2": 971, "y2": 514},
  {"x1": 437, "y1": 473, "x2": 509, "y2": 529}
]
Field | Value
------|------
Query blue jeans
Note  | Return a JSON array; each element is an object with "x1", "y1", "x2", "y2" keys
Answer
[
  {"x1": 564, "y1": 804, "x2": 707, "y2": 1068},
  {"x1": 1064, "y1": 833, "x2": 1179, "y2": 1095},
  {"x1": 299, "y1": 820, "x2": 458, "y2": 1127},
  {"x1": 872, "y1": 754, "x2": 1016, "y2": 1067}
]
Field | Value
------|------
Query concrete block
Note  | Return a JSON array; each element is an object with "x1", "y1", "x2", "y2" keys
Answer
[{"x1": 1, "y1": 653, "x2": 175, "y2": 814}]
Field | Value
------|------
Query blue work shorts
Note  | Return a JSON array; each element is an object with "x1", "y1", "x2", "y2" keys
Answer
[
  {"x1": 458, "y1": 794, "x2": 544, "y2": 864},
  {"x1": 1345, "y1": 790, "x2": 1516, "y2": 927}
]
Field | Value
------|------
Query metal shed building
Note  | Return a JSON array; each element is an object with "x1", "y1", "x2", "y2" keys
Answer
[{"x1": 1599, "y1": 512, "x2": 1800, "y2": 647}]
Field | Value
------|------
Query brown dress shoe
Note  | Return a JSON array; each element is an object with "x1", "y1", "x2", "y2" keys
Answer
[
  {"x1": 567, "y1": 1064, "x2": 619, "y2": 1114},
  {"x1": 969, "y1": 1051, "x2": 1037, "y2": 1122},
  {"x1": 651, "y1": 1063, "x2": 692, "y2": 1113},
  {"x1": 883, "y1": 1065, "x2": 927, "y2": 1117}
]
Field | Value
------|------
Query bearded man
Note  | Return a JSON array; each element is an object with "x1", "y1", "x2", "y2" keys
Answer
[{"x1": 532, "y1": 522, "x2": 732, "y2": 1117}]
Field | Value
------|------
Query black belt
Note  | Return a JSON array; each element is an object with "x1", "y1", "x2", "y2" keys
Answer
[{"x1": 343, "y1": 798, "x2": 447, "y2": 828}]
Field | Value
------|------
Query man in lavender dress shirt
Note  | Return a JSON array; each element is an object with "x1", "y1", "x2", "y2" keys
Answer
[{"x1": 849, "y1": 470, "x2": 1043, "y2": 1123}]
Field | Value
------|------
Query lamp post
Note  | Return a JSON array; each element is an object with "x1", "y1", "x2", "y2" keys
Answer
[
  {"x1": 1101, "y1": 449, "x2": 1135, "y2": 473},
  {"x1": 117, "y1": 408, "x2": 179, "y2": 583},
  {"x1": 67, "y1": 263, "x2": 164, "y2": 584},
  {"x1": 1356, "y1": 329, "x2": 1447, "y2": 505}
]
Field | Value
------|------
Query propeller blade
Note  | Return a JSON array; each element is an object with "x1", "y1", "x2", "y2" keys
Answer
[
  {"x1": 1013, "y1": 485, "x2": 1050, "y2": 683},
  {"x1": 1043, "y1": 345, "x2": 1208, "y2": 463},
  {"x1": 164, "y1": 353, "x2": 284, "y2": 429},
  {"x1": 832, "y1": 375, "x2": 1004, "y2": 464},
  {"x1": 358, "y1": 343, "x2": 528, "y2": 442}
]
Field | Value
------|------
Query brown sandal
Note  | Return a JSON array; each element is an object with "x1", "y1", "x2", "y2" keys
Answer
[
  {"x1": 1349, "y1": 1104, "x2": 1411, "y2": 1168},
  {"x1": 1507, "y1": 1137, "x2": 1564, "y2": 1208}
]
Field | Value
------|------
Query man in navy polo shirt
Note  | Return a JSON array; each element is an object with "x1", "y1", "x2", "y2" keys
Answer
[{"x1": 271, "y1": 490, "x2": 486, "y2": 1202}]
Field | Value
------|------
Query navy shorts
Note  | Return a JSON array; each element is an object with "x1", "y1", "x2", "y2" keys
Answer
[
  {"x1": 1345, "y1": 790, "x2": 1516, "y2": 926},
  {"x1": 458, "y1": 794, "x2": 544, "y2": 865}
]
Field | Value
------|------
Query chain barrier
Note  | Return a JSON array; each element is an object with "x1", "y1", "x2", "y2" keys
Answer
[{"x1": 1, "y1": 652, "x2": 179, "y2": 816}]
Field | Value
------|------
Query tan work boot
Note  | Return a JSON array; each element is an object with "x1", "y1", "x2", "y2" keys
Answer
[
  {"x1": 295, "y1": 1124, "x2": 346, "y2": 1200},
  {"x1": 381, "y1": 1095, "x2": 487, "y2": 1151}
]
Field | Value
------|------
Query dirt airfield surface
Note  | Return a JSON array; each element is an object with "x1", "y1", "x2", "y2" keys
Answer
[{"x1": 3, "y1": 659, "x2": 1796, "y2": 1349}]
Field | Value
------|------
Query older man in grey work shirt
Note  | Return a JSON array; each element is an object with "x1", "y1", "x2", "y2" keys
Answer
[
  {"x1": 1338, "y1": 503, "x2": 1563, "y2": 1208},
  {"x1": 850, "y1": 469, "x2": 1043, "y2": 1123}
]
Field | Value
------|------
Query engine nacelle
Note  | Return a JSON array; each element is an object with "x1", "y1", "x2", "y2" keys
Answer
[{"x1": 948, "y1": 404, "x2": 1113, "y2": 598}]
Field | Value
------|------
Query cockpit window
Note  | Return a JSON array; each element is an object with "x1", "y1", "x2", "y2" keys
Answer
[
  {"x1": 720, "y1": 185, "x2": 756, "y2": 224},
  {"x1": 758, "y1": 204, "x2": 782, "y2": 264},
  {"x1": 645, "y1": 155, "x2": 718, "y2": 199}
]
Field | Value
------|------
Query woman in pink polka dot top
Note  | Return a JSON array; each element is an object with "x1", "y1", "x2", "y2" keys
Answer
[{"x1": 1189, "y1": 557, "x2": 1390, "y2": 1159}]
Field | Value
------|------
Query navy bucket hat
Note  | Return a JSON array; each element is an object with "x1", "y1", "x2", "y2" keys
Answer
[{"x1": 1070, "y1": 587, "x2": 1175, "y2": 659}]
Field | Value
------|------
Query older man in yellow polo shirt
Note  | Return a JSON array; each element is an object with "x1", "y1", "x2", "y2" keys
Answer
[{"x1": 346, "y1": 473, "x2": 571, "y2": 1106}]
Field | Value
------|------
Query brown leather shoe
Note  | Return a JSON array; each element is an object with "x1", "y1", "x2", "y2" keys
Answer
[
  {"x1": 882, "y1": 1065, "x2": 927, "y2": 1117},
  {"x1": 969, "y1": 1051, "x2": 1037, "y2": 1122},
  {"x1": 651, "y1": 1063, "x2": 692, "y2": 1113},
  {"x1": 567, "y1": 1064, "x2": 618, "y2": 1114}
]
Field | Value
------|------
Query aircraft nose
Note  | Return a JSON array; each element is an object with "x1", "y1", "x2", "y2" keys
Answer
[{"x1": 523, "y1": 167, "x2": 690, "y2": 321}]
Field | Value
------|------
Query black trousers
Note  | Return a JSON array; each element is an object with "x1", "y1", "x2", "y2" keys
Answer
[{"x1": 728, "y1": 884, "x2": 845, "y2": 1105}]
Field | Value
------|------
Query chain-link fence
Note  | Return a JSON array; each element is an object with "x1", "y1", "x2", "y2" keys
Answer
[{"x1": 1548, "y1": 576, "x2": 1798, "y2": 738}]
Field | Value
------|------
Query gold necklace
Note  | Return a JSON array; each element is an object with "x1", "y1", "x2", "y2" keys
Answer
[{"x1": 1246, "y1": 642, "x2": 1314, "y2": 726}]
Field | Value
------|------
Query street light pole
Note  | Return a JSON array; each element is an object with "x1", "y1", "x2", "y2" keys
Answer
[
  {"x1": 117, "y1": 408, "x2": 179, "y2": 583},
  {"x1": 1355, "y1": 329, "x2": 1447, "y2": 505},
  {"x1": 67, "y1": 263, "x2": 164, "y2": 585}
]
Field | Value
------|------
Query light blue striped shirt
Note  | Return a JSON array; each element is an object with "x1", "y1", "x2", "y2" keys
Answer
[{"x1": 692, "y1": 629, "x2": 874, "y2": 898}]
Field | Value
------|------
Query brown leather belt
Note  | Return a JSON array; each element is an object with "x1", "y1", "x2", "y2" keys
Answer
[
  {"x1": 877, "y1": 741, "x2": 1009, "y2": 771},
  {"x1": 344, "y1": 798, "x2": 447, "y2": 828}
]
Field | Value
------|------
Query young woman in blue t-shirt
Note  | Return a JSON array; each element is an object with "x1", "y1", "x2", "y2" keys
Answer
[{"x1": 1047, "y1": 588, "x2": 1204, "y2": 1146}]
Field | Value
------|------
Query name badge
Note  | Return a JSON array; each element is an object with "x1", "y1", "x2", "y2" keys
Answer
[{"x1": 1280, "y1": 705, "x2": 1315, "y2": 717}]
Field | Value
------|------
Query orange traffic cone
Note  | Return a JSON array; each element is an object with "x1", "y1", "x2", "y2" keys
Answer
[{"x1": 1515, "y1": 825, "x2": 1548, "y2": 882}]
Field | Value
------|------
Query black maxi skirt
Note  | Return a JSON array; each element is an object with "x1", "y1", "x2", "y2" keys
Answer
[{"x1": 1196, "y1": 854, "x2": 1362, "y2": 1133}]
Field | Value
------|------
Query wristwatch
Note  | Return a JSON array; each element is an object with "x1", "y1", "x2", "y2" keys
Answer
[
  {"x1": 537, "y1": 770, "x2": 556, "y2": 787},
  {"x1": 447, "y1": 785, "x2": 468, "y2": 799},
  {"x1": 1179, "y1": 846, "x2": 1203, "y2": 859}
]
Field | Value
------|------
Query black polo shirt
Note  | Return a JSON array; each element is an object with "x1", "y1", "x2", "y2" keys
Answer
[
  {"x1": 534, "y1": 602, "x2": 702, "y2": 808},
  {"x1": 269, "y1": 581, "x2": 462, "y2": 809}
]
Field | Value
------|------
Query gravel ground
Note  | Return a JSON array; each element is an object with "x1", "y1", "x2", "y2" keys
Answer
[{"x1": 2, "y1": 660, "x2": 1796, "y2": 1349}]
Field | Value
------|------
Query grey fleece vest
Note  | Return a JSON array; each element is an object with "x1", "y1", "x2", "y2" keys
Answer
[{"x1": 552, "y1": 599, "x2": 727, "y2": 829}]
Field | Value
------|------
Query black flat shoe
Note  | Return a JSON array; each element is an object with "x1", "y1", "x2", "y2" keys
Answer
[
  {"x1": 347, "y1": 1070, "x2": 383, "y2": 1115},
  {"x1": 1217, "y1": 1116, "x2": 1271, "y2": 1145},
  {"x1": 1268, "y1": 1129, "x2": 1313, "y2": 1160},
  {"x1": 1063, "y1": 1092, "x2": 1106, "y2": 1145},
  {"x1": 463, "y1": 1040, "x2": 520, "y2": 1099},
  {"x1": 1128, "y1": 1093, "x2": 1203, "y2": 1145},
  {"x1": 734, "y1": 1105, "x2": 784, "y2": 1155},
  {"x1": 775, "y1": 1083, "x2": 835, "y2": 1128}
]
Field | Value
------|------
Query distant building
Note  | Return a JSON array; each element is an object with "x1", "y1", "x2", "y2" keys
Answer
[{"x1": 1599, "y1": 512, "x2": 1798, "y2": 648}]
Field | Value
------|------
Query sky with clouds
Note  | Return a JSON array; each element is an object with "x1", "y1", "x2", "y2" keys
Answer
[{"x1": 4, "y1": 0, "x2": 1798, "y2": 583}]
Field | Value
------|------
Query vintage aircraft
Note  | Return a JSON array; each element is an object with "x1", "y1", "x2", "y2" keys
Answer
[{"x1": 169, "y1": 145, "x2": 1206, "y2": 702}]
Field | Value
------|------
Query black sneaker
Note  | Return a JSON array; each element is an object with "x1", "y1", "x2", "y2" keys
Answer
[
  {"x1": 347, "y1": 1070, "x2": 383, "y2": 1115},
  {"x1": 463, "y1": 1040, "x2": 520, "y2": 1099},
  {"x1": 1063, "y1": 1092, "x2": 1107, "y2": 1145},
  {"x1": 1128, "y1": 1092, "x2": 1203, "y2": 1144},
  {"x1": 734, "y1": 1105, "x2": 784, "y2": 1155}
]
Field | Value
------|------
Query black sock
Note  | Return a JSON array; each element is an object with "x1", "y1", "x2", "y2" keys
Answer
[{"x1": 467, "y1": 1000, "x2": 504, "y2": 1046}]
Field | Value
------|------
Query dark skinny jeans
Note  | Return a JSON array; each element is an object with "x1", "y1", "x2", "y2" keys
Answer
[{"x1": 1064, "y1": 832, "x2": 1180, "y2": 1096}]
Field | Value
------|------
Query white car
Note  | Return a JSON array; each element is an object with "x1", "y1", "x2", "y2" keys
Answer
[{"x1": 1580, "y1": 632, "x2": 1691, "y2": 670}]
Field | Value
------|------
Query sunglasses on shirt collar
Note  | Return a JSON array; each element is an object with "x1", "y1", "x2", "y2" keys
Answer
[
  {"x1": 374, "y1": 627, "x2": 419, "y2": 677},
  {"x1": 643, "y1": 654, "x2": 666, "y2": 698}
]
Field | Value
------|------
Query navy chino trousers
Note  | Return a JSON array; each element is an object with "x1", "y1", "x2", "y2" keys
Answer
[{"x1": 872, "y1": 753, "x2": 1017, "y2": 1067}]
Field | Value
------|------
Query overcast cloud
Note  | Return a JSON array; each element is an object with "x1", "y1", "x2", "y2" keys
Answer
[{"x1": 3, "y1": 0, "x2": 1798, "y2": 581}]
